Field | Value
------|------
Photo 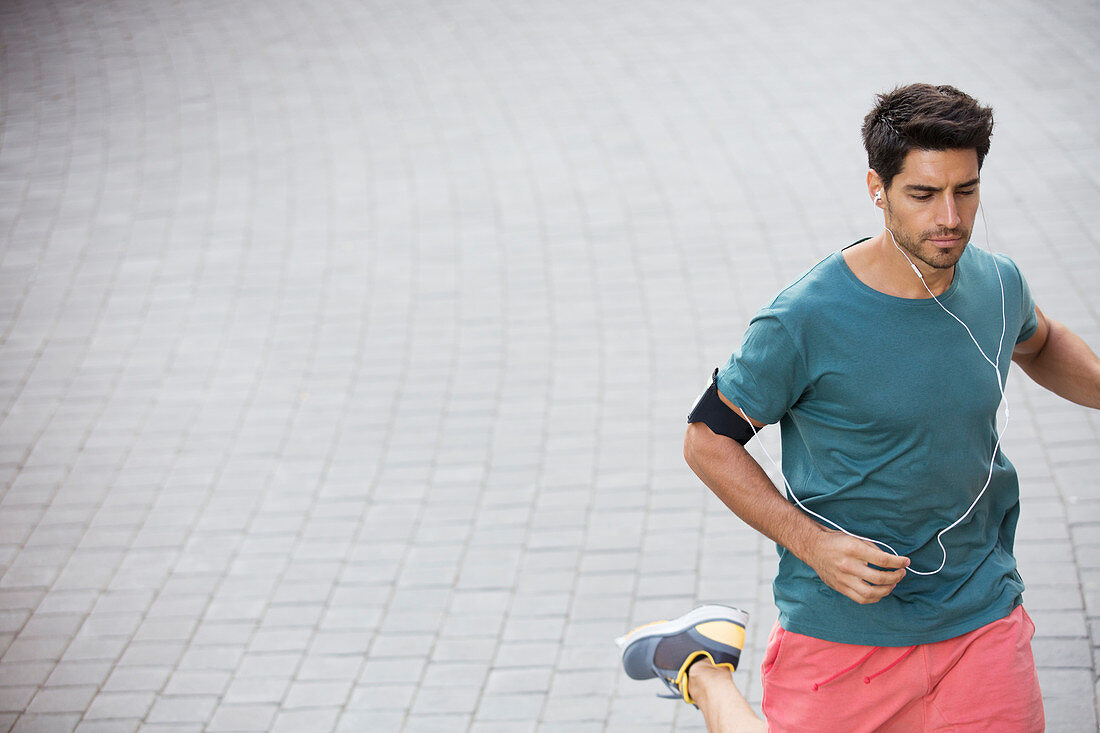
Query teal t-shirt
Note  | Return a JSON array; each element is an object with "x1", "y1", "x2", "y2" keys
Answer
[{"x1": 717, "y1": 245, "x2": 1038, "y2": 646}]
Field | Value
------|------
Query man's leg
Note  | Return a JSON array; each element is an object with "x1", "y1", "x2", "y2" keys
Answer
[
  {"x1": 924, "y1": 605, "x2": 1044, "y2": 731},
  {"x1": 686, "y1": 658, "x2": 767, "y2": 733}
]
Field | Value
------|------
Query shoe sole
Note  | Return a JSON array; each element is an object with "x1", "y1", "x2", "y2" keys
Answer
[{"x1": 616, "y1": 604, "x2": 749, "y2": 650}]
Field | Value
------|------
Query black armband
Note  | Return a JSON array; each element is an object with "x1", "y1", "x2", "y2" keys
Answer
[{"x1": 687, "y1": 368, "x2": 758, "y2": 445}]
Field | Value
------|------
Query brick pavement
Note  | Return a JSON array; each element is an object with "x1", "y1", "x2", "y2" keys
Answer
[{"x1": 1, "y1": 0, "x2": 1098, "y2": 730}]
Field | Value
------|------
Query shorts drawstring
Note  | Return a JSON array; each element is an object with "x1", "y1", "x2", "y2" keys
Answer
[
  {"x1": 862, "y1": 645, "x2": 917, "y2": 684},
  {"x1": 811, "y1": 645, "x2": 917, "y2": 691}
]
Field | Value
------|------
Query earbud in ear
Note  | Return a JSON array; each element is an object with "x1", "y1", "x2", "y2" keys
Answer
[{"x1": 874, "y1": 192, "x2": 883, "y2": 205}]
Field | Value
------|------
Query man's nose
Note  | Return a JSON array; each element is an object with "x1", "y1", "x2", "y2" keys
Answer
[{"x1": 937, "y1": 195, "x2": 961, "y2": 229}]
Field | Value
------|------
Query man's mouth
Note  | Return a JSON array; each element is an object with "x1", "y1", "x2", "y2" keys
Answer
[{"x1": 927, "y1": 233, "x2": 965, "y2": 248}]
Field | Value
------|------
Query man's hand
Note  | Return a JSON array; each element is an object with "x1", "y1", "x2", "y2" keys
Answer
[{"x1": 803, "y1": 529, "x2": 909, "y2": 605}]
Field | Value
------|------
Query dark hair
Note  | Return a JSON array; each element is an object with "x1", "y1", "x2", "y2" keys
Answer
[{"x1": 861, "y1": 84, "x2": 994, "y2": 190}]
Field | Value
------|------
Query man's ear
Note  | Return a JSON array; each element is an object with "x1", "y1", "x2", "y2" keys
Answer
[{"x1": 867, "y1": 169, "x2": 885, "y2": 208}]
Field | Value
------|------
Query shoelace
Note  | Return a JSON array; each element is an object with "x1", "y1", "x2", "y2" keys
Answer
[
  {"x1": 655, "y1": 652, "x2": 707, "y2": 704},
  {"x1": 656, "y1": 676, "x2": 688, "y2": 702},
  {"x1": 655, "y1": 664, "x2": 687, "y2": 699}
]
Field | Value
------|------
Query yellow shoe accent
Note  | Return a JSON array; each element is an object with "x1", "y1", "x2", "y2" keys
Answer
[
  {"x1": 696, "y1": 620, "x2": 746, "y2": 650},
  {"x1": 674, "y1": 650, "x2": 737, "y2": 706}
]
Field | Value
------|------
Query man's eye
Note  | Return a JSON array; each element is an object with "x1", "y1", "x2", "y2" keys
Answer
[
  {"x1": 912, "y1": 194, "x2": 932, "y2": 201},
  {"x1": 958, "y1": 189, "x2": 976, "y2": 196}
]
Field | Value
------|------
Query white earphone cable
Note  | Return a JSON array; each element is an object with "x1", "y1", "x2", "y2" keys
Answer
[{"x1": 738, "y1": 203, "x2": 1008, "y2": 576}]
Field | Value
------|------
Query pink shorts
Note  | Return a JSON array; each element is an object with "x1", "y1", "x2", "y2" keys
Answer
[{"x1": 760, "y1": 605, "x2": 1044, "y2": 732}]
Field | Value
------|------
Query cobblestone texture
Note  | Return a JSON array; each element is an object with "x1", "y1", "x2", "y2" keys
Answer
[{"x1": 1, "y1": 0, "x2": 1099, "y2": 730}]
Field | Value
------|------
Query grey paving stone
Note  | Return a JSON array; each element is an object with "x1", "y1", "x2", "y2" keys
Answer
[
  {"x1": 116, "y1": 641, "x2": 185, "y2": 669},
  {"x1": 308, "y1": 630, "x2": 375, "y2": 657},
  {"x1": 403, "y1": 714, "x2": 473, "y2": 732},
  {"x1": 0, "y1": 661, "x2": 53, "y2": 689},
  {"x1": 1036, "y1": 637, "x2": 1096, "y2": 669},
  {"x1": 1027, "y1": 609, "x2": 1089, "y2": 638},
  {"x1": 24, "y1": 684, "x2": 97, "y2": 715},
  {"x1": 474, "y1": 691, "x2": 547, "y2": 721},
  {"x1": 484, "y1": 667, "x2": 553, "y2": 696},
  {"x1": 0, "y1": 687, "x2": 37, "y2": 713},
  {"x1": 11, "y1": 714, "x2": 80, "y2": 733},
  {"x1": 221, "y1": 676, "x2": 290, "y2": 706},
  {"x1": 410, "y1": 683, "x2": 484, "y2": 717},
  {"x1": 541, "y1": 694, "x2": 612, "y2": 723},
  {"x1": 42, "y1": 662, "x2": 112, "y2": 689},
  {"x1": 281, "y1": 679, "x2": 352, "y2": 709},
  {"x1": 80, "y1": 691, "x2": 155, "y2": 721},
  {"x1": 470, "y1": 723, "x2": 538, "y2": 733},
  {"x1": 335, "y1": 709, "x2": 405, "y2": 731},
  {"x1": 143, "y1": 695, "x2": 218, "y2": 726},
  {"x1": 268, "y1": 708, "x2": 339, "y2": 733},
  {"x1": 1, "y1": 637, "x2": 69, "y2": 665},
  {"x1": 204, "y1": 704, "x2": 278, "y2": 733},
  {"x1": 74, "y1": 721, "x2": 140, "y2": 733},
  {"x1": 135, "y1": 724, "x2": 204, "y2": 733},
  {"x1": 538, "y1": 724, "x2": 604, "y2": 733},
  {"x1": 161, "y1": 671, "x2": 231, "y2": 697},
  {"x1": 293, "y1": 655, "x2": 362, "y2": 682},
  {"x1": 174, "y1": 647, "x2": 243, "y2": 673}
]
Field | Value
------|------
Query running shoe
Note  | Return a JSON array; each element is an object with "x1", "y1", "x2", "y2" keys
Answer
[{"x1": 617, "y1": 604, "x2": 748, "y2": 705}]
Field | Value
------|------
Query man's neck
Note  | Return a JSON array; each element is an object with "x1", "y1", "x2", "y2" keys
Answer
[{"x1": 842, "y1": 233, "x2": 955, "y2": 298}]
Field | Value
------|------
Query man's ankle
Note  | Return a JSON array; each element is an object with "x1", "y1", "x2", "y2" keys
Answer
[{"x1": 686, "y1": 656, "x2": 727, "y2": 703}]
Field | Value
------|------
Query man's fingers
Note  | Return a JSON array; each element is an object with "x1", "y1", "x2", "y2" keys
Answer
[
  {"x1": 840, "y1": 552, "x2": 906, "y2": 603},
  {"x1": 832, "y1": 533, "x2": 909, "y2": 569},
  {"x1": 838, "y1": 552, "x2": 906, "y2": 584},
  {"x1": 863, "y1": 566, "x2": 906, "y2": 587},
  {"x1": 859, "y1": 544, "x2": 910, "y2": 569},
  {"x1": 842, "y1": 578, "x2": 896, "y2": 605}
]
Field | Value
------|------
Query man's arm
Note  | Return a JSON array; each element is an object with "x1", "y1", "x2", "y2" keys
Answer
[
  {"x1": 683, "y1": 395, "x2": 908, "y2": 605},
  {"x1": 1012, "y1": 306, "x2": 1100, "y2": 409}
]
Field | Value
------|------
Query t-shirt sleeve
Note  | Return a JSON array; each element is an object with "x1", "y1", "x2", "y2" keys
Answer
[
  {"x1": 1007, "y1": 256, "x2": 1039, "y2": 344},
  {"x1": 715, "y1": 313, "x2": 808, "y2": 425}
]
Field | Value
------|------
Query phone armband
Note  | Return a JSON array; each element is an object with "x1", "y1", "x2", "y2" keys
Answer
[{"x1": 687, "y1": 369, "x2": 759, "y2": 445}]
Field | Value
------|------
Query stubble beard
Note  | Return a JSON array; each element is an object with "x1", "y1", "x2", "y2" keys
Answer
[{"x1": 886, "y1": 214, "x2": 969, "y2": 271}]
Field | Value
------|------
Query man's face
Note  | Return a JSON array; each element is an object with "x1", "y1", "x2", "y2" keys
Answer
[{"x1": 882, "y1": 148, "x2": 981, "y2": 270}]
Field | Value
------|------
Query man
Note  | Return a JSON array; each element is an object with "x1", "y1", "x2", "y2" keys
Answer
[{"x1": 618, "y1": 83, "x2": 1100, "y2": 732}]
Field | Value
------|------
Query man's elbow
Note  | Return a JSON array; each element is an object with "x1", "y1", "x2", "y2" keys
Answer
[{"x1": 683, "y1": 422, "x2": 712, "y2": 474}]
